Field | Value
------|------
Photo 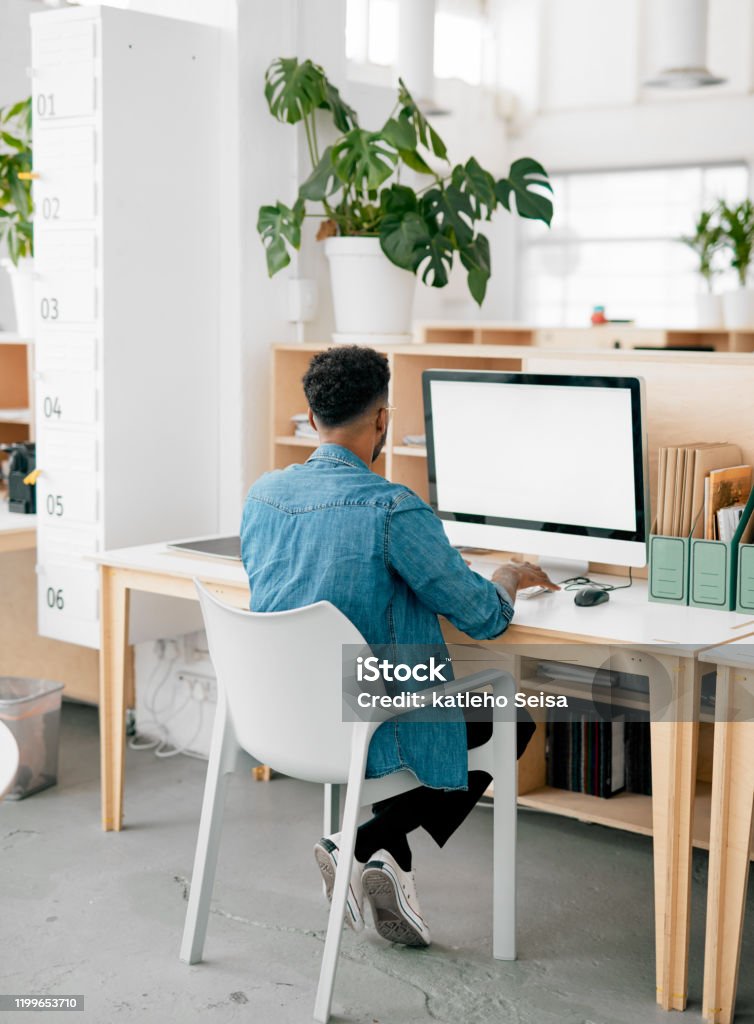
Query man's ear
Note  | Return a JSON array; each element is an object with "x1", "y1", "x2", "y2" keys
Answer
[{"x1": 308, "y1": 408, "x2": 317, "y2": 431}]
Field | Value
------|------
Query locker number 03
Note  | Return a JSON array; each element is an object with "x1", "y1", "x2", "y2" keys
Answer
[{"x1": 40, "y1": 297, "x2": 59, "y2": 320}]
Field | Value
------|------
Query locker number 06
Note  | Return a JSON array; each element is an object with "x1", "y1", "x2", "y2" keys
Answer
[{"x1": 46, "y1": 587, "x2": 65, "y2": 611}]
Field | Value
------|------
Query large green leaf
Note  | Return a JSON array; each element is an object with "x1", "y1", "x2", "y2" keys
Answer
[
  {"x1": 319, "y1": 80, "x2": 358, "y2": 132},
  {"x1": 299, "y1": 147, "x2": 339, "y2": 201},
  {"x1": 452, "y1": 158, "x2": 497, "y2": 220},
  {"x1": 397, "y1": 78, "x2": 448, "y2": 161},
  {"x1": 495, "y1": 157, "x2": 553, "y2": 225},
  {"x1": 382, "y1": 111, "x2": 434, "y2": 174},
  {"x1": 459, "y1": 233, "x2": 491, "y2": 305},
  {"x1": 380, "y1": 197, "x2": 454, "y2": 288},
  {"x1": 264, "y1": 58, "x2": 326, "y2": 124},
  {"x1": 422, "y1": 185, "x2": 474, "y2": 247},
  {"x1": 257, "y1": 198, "x2": 305, "y2": 276},
  {"x1": 332, "y1": 129, "x2": 397, "y2": 192}
]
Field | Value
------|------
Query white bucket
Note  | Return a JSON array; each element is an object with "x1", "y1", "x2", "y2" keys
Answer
[
  {"x1": 695, "y1": 291, "x2": 723, "y2": 328},
  {"x1": 324, "y1": 236, "x2": 416, "y2": 344},
  {"x1": 722, "y1": 286, "x2": 754, "y2": 329},
  {"x1": 1, "y1": 257, "x2": 35, "y2": 338}
]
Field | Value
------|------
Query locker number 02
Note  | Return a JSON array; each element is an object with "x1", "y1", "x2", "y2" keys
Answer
[
  {"x1": 46, "y1": 587, "x2": 65, "y2": 611},
  {"x1": 42, "y1": 197, "x2": 60, "y2": 220}
]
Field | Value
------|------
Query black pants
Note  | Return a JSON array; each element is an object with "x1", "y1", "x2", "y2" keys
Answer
[{"x1": 368, "y1": 712, "x2": 536, "y2": 850}]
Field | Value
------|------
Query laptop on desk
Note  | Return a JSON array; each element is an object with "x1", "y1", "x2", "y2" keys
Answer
[{"x1": 167, "y1": 535, "x2": 242, "y2": 561}]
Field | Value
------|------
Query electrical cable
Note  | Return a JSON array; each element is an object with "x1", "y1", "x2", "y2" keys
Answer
[{"x1": 558, "y1": 566, "x2": 634, "y2": 592}]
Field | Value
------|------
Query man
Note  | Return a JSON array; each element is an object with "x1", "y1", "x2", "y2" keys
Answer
[{"x1": 241, "y1": 346, "x2": 558, "y2": 948}]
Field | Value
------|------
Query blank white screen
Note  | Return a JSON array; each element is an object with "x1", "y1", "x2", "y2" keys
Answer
[{"x1": 430, "y1": 379, "x2": 638, "y2": 533}]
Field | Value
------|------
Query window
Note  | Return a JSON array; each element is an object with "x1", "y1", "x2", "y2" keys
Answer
[
  {"x1": 518, "y1": 164, "x2": 749, "y2": 327},
  {"x1": 345, "y1": 0, "x2": 493, "y2": 87}
]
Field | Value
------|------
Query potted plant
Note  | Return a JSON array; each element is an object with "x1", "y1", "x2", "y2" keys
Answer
[
  {"x1": 680, "y1": 207, "x2": 724, "y2": 327},
  {"x1": 717, "y1": 198, "x2": 754, "y2": 328},
  {"x1": 0, "y1": 98, "x2": 34, "y2": 337},
  {"x1": 257, "y1": 58, "x2": 552, "y2": 343}
]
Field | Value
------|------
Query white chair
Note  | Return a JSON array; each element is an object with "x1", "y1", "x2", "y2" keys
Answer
[
  {"x1": 0, "y1": 721, "x2": 19, "y2": 799},
  {"x1": 180, "y1": 581, "x2": 519, "y2": 1023}
]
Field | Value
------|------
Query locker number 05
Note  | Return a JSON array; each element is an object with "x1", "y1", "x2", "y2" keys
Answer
[{"x1": 46, "y1": 495, "x2": 64, "y2": 517}]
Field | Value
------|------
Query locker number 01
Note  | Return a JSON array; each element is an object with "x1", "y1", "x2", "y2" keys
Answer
[{"x1": 36, "y1": 93, "x2": 56, "y2": 117}]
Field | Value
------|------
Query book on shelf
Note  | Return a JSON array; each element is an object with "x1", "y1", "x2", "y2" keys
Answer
[
  {"x1": 717, "y1": 503, "x2": 747, "y2": 543},
  {"x1": 546, "y1": 709, "x2": 652, "y2": 799},
  {"x1": 704, "y1": 464, "x2": 752, "y2": 540}
]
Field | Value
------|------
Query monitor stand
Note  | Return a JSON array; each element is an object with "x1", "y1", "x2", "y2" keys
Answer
[{"x1": 538, "y1": 556, "x2": 589, "y2": 582}]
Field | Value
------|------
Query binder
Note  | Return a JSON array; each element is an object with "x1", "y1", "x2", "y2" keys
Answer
[
  {"x1": 690, "y1": 487, "x2": 754, "y2": 611},
  {"x1": 649, "y1": 532, "x2": 690, "y2": 605}
]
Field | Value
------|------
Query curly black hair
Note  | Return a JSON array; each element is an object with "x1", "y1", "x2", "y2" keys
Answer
[{"x1": 302, "y1": 346, "x2": 390, "y2": 427}]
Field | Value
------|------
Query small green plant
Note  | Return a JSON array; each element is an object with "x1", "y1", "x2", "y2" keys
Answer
[
  {"x1": 680, "y1": 208, "x2": 723, "y2": 292},
  {"x1": 257, "y1": 58, "x2": 553, "y2": 305},
  {"x1": 0, "y1": 98, "x2": 33, "y2": 266},
  {"x1": 717, "y1": 198, "x2": 754, "y2": 288}
]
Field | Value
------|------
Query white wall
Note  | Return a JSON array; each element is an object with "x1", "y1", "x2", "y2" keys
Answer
[{"x1": 0, "y1": 0, "x2": 38, "y2": 331}]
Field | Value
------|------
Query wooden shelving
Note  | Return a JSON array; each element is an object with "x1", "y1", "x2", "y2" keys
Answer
[
  {"x1": 270, "y1": 336, "x2": 754, "y2": 843},
  {"x1": 0, "y1": 335, "x2": 33, "y2": 446}
]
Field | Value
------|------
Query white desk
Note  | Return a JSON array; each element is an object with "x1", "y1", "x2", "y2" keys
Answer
[
  {"x1": 699, "y1": 639, "x2": 754, "y2": 1024},
  {"x1": 456, "y1": 560, "x2": 754, "y2": 1013},
  {"x1": 94, "y1": 542, "x2": 754, "y2": 1014}
]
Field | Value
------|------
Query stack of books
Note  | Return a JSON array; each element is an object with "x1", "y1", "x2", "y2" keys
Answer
[
  {"x1": 291, "y1": 413, "x2": 318, "y2": 440},
  {"x1": 546, "y1": 710, "x2": 652, "y2": 799}
]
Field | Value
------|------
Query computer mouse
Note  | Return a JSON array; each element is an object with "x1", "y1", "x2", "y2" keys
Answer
[{"x1": 574, "y1": 587, "x2": 610, "y2": 607}]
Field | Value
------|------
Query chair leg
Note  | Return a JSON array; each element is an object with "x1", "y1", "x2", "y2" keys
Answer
[
  {"x1": 314, "y1": 728, "x2": 371, "y2": 1023},
  {"x1": 492, "y1": 708, "x2": 517, "y2": 961},
  {"x1": 323, "y1": 783, "x2": 342, "y2": 836},
  {"x1": 180, "y1": 693, "x2": 241, "y2": 965}
]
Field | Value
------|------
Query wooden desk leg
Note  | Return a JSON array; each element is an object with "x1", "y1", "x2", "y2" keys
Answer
[
  {"x1": 703, "y1": 667, "x2": 754, "y2": 1024},
  {"x1": 99, "y1": 566, "x2": 130, "y2": 832},
  {"x1": 651, "y1": 656, "x2": 700, "y2": 1012}
]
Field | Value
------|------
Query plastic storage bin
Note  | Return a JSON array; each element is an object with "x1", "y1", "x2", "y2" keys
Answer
[{"x1": 0, "y1": 677, "x2": 64, "y2": 799}]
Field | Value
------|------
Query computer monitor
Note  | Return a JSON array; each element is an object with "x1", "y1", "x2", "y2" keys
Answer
[{"x1": 422, "y1": 370, "x2": 649, "y2": 569}]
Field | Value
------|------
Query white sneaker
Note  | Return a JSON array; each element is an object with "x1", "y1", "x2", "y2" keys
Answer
[
  {"x1": 361, "y1": 850, "x2": 431, "y2": 947},
  {"x1": 313, "y1": 833, "x2": 365, "y2": 932}
]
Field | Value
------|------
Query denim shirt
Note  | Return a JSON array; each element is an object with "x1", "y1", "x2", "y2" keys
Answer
[{"x1": 240, "y1": 444, "x2": 514, "y2": 790}]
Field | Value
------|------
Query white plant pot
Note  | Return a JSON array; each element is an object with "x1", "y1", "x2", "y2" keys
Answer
[
  {"x1": 1, "y1": 257, "x2": 35, "y2": 338},
  {"x1": 695, "y1": 292, "x2": 723, "y2": 329},
  {"x1": 324, "y1": 236, "x2": 416, "y2": 344},
  {"x1": 722, "y1": 286, "x2": 754, "y2": 329}
]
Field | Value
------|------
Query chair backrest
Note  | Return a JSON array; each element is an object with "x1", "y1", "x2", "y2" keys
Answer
[
  {"x1": 0, "y1": 721, "x2": 19, "y2": 799},
  {"x1": 195, "y1": 581, "x2": 368, "y2": 784}
]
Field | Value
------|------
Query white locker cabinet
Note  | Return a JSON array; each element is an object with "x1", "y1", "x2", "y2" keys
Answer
[{"x1": 31, "y1": 7, "x2": 220, "y2": 650}]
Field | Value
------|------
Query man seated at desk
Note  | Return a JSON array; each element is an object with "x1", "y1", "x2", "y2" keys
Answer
[{"x1": 240, "y1": 346, "x2": 557, "y2": 948}]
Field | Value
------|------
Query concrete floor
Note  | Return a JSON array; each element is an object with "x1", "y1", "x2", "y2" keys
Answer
[{"x1": 2, "y1": 704, "x2": 754, "y2": 1024}]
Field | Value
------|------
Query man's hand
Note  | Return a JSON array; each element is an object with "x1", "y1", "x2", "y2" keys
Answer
[{"x1": 492, "y1": 560, "x2": 560, "y2": 602}]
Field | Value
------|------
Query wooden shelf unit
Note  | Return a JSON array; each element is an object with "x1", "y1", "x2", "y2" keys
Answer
[
  {"x1": 0, "y1": 334, "x2": 33, "y2": 446},
  {"x1": 270, "y1": 339, "x2": 754, "y2": 847},
  {"x1": 414, "y1": 321, "x2": 754, "y2": 353}
]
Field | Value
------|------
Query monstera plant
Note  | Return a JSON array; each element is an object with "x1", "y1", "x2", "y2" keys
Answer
[{"x1": 257, "y1": 58, "x2": 553, "y2": 308}]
